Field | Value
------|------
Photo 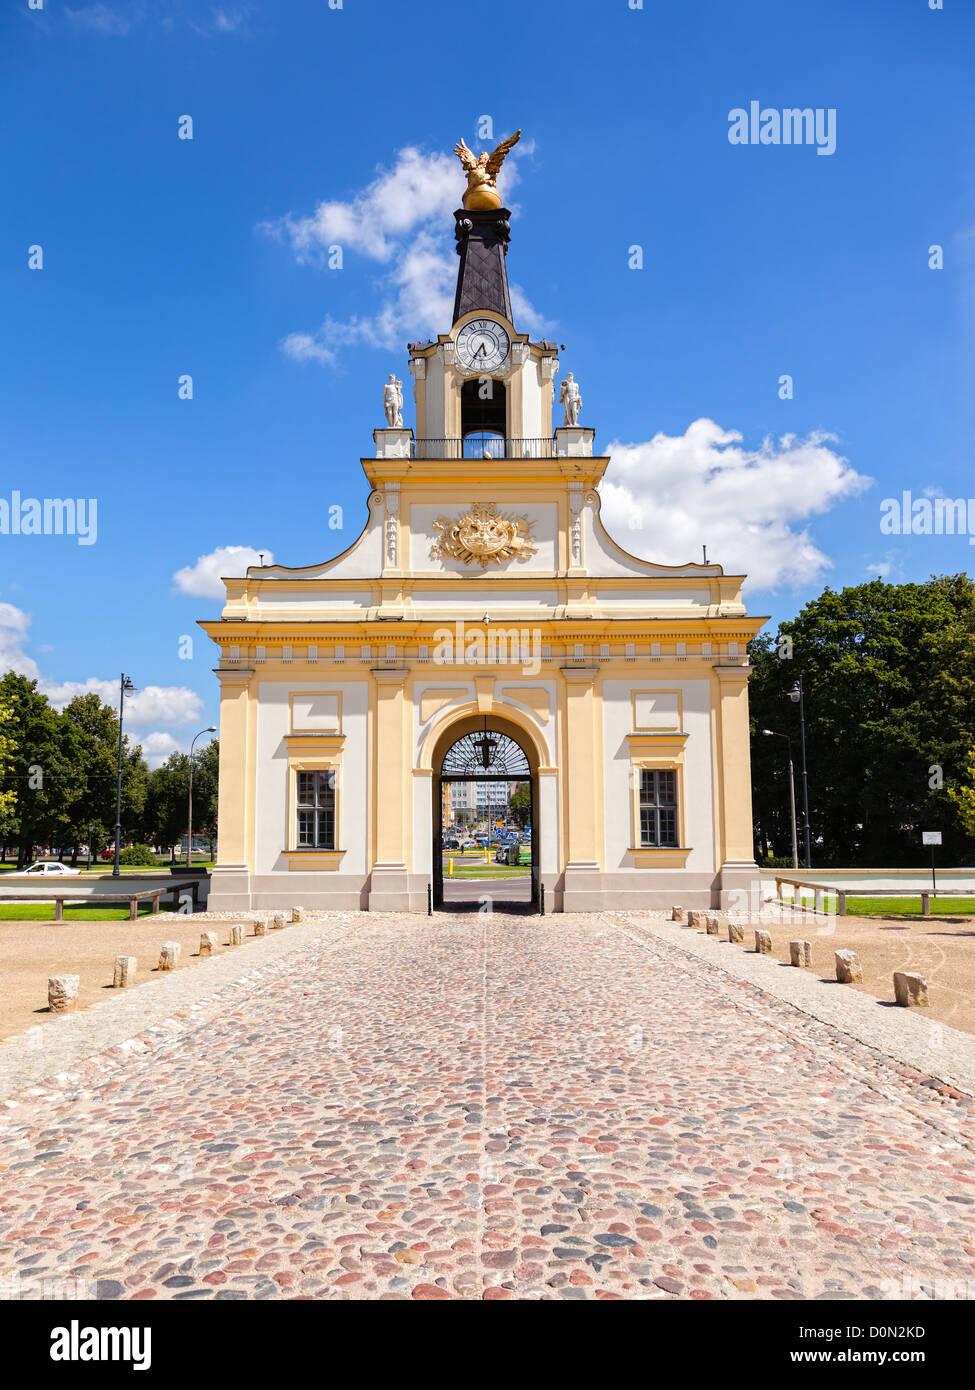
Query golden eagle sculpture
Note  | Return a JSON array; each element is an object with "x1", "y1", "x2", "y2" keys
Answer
[{"x1": 453, "y1": 129, "x2": 522, "y2": 210}]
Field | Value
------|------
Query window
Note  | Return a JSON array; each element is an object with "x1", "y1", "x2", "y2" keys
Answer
[
  {"x1": 296, "y1": 770, "x2": 336, "y2": 850},
  {"x1": 639, "y1": 768, "x2": 678, "y2": 847}
]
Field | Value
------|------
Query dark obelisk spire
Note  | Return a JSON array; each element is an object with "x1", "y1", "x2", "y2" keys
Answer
[{"x1": 452, "y1": 208, "x2": 512, "y2": 325}]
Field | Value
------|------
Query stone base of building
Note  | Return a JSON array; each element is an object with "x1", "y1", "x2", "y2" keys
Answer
[{"x1": 207, "y1": 862, "x2": 763, "y2": 916}]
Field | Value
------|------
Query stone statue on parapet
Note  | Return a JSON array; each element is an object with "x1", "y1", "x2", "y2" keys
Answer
[
  {"x1": 383, "y1": 374, "x2": 404, "y2": 428},
  {"x1": 559, "y1": 372, "x2": 582, "y2": 427}
]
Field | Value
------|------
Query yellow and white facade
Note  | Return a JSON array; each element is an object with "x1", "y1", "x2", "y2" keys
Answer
[{"x1": 201, "y1": 190, "x2": 765, "y2": 913}]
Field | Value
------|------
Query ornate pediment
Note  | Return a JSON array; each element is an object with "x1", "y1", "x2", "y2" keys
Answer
[{"x1": 430, "y1": 502, "x2": 538, "y2": 570}]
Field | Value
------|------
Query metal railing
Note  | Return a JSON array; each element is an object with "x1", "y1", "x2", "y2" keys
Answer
[{"x1": 411, "y1": 436, "x2": 554, "y2": 460}]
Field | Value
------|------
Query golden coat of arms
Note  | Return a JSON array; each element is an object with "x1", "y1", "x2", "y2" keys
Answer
[{"x1": 430, "y1": 502, "x2": 538, "y2": 569}]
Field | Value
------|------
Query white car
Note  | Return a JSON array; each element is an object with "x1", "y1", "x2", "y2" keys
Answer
[{"x1": 23, "y1": 861, "x2": 82, "y2": 877}]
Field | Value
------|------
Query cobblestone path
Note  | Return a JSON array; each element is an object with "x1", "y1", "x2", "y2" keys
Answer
[{"x1": 1, "y1": 914, "x2": 973, "y2": 1300}]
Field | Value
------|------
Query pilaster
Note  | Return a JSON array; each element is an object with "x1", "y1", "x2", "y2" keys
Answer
[
  {"x1": 714, "y1": 663, "x2": 760, "y2": 908},
  {"x1": 560, "y1": 665, "x2": 604, "y2": 909},
  {"x1": 368, "y1": 666, "x2": 412, "y2": 910}
]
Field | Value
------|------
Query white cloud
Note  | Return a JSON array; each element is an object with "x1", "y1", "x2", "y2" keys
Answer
[
  {"x1": 138, "y1": 731, "x2": 182, "y2": 769},
  {"x1": 863, "y1": 548, "x2": 908, "y2": 582},
  {"x1": 265, "y1": 142, "x2": 547, "y2": 366},
  {"x1": 65, "y1": 3, "x2": 140, "y2": 35},
  {"x1": 65, "y1": 2, "x2": 251, "y2": 37},
  {"x1": 0, "y1": 602, "x2": 206, "y2": 751},
  {"x1": 599, "y1": 419, "x2": 871, "y2": 592},
  {"x1": 38, "y1": 679, "x2": 203, "y2": 731},
  {"x1": 0, "y1": 603, "x2": 40, "y2": 678},
  {"x1": 172, "y1": 544, "x2": 273, "y2": 598}
]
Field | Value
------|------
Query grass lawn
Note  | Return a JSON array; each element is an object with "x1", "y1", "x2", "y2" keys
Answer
[
  {"x1": 844, "y1": 895, "x2": 975, "y2": 919},
  {"x1": 443, "y1": 865, "x2": 530, "y2": 879},
  {"x1": 0, "y1": 862, "x2": 214, "y2": 876},
  {"x1": 0, "y1": 901, "x2": 180, "y2": 921}
]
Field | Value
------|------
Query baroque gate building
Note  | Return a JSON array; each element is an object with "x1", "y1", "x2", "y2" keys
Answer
[{"x1": 201, "y1": 136, "x2": 766, "y2": 914}]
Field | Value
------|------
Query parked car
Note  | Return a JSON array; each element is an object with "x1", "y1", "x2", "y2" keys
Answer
[
  {"x1": 443, "y1": 837, "x2": 460, "y2": 850},
  {"x1": 23, "y1": 861, "x2": 82, "y2": 877}
]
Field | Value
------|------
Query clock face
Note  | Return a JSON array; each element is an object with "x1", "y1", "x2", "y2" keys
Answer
[{"x1": 455, "y1": 318, "x2": 511, "y2": 373}]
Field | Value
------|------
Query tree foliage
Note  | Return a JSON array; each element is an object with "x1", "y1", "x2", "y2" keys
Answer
[
  {"x1": 0, "y1": 674, "x2": 218, "y2": 867},
  {"x1": 748, "y1": 574, "x2": 975, "y2": 867}
]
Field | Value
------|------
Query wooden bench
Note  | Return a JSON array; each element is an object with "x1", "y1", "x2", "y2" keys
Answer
[
  {"x1": 0, "y1": 878, "x2": 199, "y2": 921},
  {"x1": 775, "y1": 877, "x2": 971, "y2": 917}
]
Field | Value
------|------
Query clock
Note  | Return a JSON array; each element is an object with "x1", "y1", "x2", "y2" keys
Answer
[{"x1": 455, "y1": 318, "x2": 511, "y2": 373}]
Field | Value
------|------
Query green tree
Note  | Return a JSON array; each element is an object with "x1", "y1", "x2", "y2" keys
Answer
[
  {"x1": 0, "y1": 673, "x2": 84, "y2": 866},
  {"x1": 61, "y1": 691, "x2": 148, "y2": 864},
  {"x1": 948, "y1": 744, "x2": 975, "y2": 837},
  {"x1": 144, "y1": 740, "x2": 218, "y2": 859},
  {"x1": 508, "y1": 783, "x2": 531, "y2": 829},
  {"x1": 144, "y1": 754, "x2": 190, "y2": 859},
  {"x1": 748, "y1": 575, "x2": 975, "y2": 867}
]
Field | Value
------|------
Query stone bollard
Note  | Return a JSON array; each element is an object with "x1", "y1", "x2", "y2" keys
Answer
[
  {"x1": 789, "y1": 940, "x2": 812, "y2": 968},
  {"x1": 292, "y1": 906, "x2": 305, "y2": 923},
  {"x1": 228, "y1": 923, "x2": 243, "y2": 946},
  {"x1": 728, "y1": 921, "x2": 744, "y2": 944},
  {"x1": 48, "y1": 974, "x2": 80, "y2": 1014},
  {"x1": 199, "y1": 931, "x2": 219, "y2": 958},
  {"x1": 687, "y1": 910, "x2": 702, "y2": 928},
  {"x1": 705, "y1": 915, "x2": 719, "y2": 936},
  {"x1": 254, "y1": 919, "x2": 268, "y2": 937},
  {"x1": 671, "y1": 905, "x2": 684, "y2": 922},
  {"x1": 113, "y1": 956, "x2": 137, "y2": 989},
  {"x1": 754, "y1": 930, "x2": 773, "y2": 955},
  {"x1": 835, "y1": 949, "x2": 862, "y2": 984},
  {"x1": 272, "y1": 913, "x2": 287, "y2": 931},
  {"x1": 893, "y1": 971, "x2": 928, "y2": 1008},
  {"x1": 159, "y1": 942, "x2": 181, "y2": 972}
]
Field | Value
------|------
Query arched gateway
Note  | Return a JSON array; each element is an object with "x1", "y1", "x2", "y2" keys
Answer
[
  {"x1": 202, "y1": 128, "x2": 764, "y2": 916},
  {"x1": 431, "y1": 719, "x2": 538, "y2": 910}
]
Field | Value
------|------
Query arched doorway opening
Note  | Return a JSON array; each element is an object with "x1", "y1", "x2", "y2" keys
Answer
[{"x1": 431, "y1": 716, "x2": 538, "y2": 912}]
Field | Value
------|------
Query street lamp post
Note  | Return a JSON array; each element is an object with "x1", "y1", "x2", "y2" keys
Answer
[
  {"x1": 761, "y1": 729, "x2": 799, "y2": 870},
  {"x1": 187, "y1": 726, "x2": 217, "y2": 869},
  {"x1": 788, "y1": 675, "x2": 812, "y2": 869},
  {"x1": 112, "y1": 674, "x2": 135, "y2": 878}
]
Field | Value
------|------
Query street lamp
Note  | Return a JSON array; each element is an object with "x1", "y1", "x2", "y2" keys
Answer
[
  {"x1": 187, "y1": 726, "x2": 217, "y2": 869},
  {"x1": 761, "y1": 730, "x2": 799, "y2": 870},
  {"x1": 111, "y1": 674, "x2": 136, "y2": 878},
  {"x1": 787, "y1": 675, "x2": 812, "y2": 869}
]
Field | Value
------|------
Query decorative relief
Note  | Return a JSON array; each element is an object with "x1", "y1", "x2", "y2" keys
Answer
[
  {"x1": 430, "y1": 502, "x2": 538, "y2": 569},
  {"x1": 568, "y1": 483, "x2": 585, "y2": 567},
  {"x1": 384, "y1": 487, "x2": 400, "y2": 567}
]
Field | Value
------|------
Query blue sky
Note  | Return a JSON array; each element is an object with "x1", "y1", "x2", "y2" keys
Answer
[{"x1": 2, "y1": 0, "x2": 973, "y2": 761}]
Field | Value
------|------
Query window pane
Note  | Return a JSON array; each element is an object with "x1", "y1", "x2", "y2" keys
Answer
[
  {"x1": 297, "y1": 771, "x2": 314, "y2": 806},
  {"x1": 297, "y1": 809, "x2": 315, "y2": 846},
  {"x1": 317, "y1": 807, "x2": 335, "y2": 850},
  {"x1": 636, "y1": 768, "x2": 679, "y2": 846}
]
